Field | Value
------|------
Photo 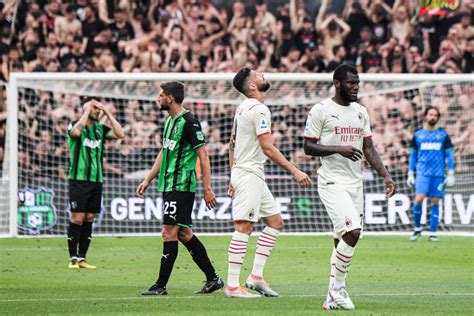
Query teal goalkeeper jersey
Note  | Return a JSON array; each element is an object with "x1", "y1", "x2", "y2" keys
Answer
[{"x1": 158, "y1": 110, "x2": 206, "y2": 192}]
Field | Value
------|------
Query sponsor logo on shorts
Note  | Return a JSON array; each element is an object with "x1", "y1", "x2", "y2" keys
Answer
[
  {"x1": 71, "y1": 201, "x2": 78, "y2": 209},
  {"x1": 345, "y1": 216, "x2": 352, "y2": 228}
]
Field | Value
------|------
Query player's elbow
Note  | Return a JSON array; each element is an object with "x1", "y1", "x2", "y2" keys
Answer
[
  {"x1": 262, "y1": 145, "x2": 274, "y2": 158},
  {"x1": 303, "y1": 142, "x2": 311, "y2": 156},
  {"x1": 115, "y1": 130, "x2": 125, "y2": 139},
  {"x1": 70, "y1": 129, "x2": 81, "y2": 138}
]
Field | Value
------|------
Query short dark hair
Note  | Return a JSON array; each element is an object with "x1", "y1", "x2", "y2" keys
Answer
[
  {"x1": 424, "y1": 106, "x2": 440, "y2": 118},
  {"x1": 160, "y1": 81, "x2": 185, "y2": 104},
  {"x1": 66, "y1": 4, "x2": 76, "y2": 13},
  {"x1": 333, "y1": 63, "x2": 358, "y2": 82},
  {"x1": 233, "y1": 67, "x2": 252, "y2": 95}
]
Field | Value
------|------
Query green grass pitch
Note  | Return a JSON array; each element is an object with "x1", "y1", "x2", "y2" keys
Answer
[{"x1": 1, "y1": 235, "x2": 473, "y2": 315}]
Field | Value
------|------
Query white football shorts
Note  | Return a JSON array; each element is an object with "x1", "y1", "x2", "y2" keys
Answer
[
  {"x1": 318, "y1": 184, "x2": 364, "y2": 239},
  {"x1": 231, "y1": 168, "x2": 278, "y2": 222}
]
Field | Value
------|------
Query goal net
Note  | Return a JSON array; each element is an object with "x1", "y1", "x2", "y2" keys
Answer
[{"x1": 2, "y1": 73, "x2": 473, "y2": 236}]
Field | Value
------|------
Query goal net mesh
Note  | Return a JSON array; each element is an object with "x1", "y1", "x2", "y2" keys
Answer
[{"x1": 4, "y1": 74, "x2": 473, "y2": 236}]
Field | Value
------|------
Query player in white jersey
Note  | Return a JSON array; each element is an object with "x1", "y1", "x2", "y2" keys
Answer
[
  {"x1": 224, "y1": 67, "x2": 312, "y2": 298},
  {"x1": 303, "y1": 64, "x2": 396, "y2": 310}
]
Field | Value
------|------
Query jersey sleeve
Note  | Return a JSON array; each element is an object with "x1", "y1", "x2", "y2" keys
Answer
[
  {"x1": 102, "y1": 124, "x2": 112, "y2": 138},
  {"x1": 67, "y1": 121, "x2": 76, "y2": 136},
  {"x1": 183, "y1": 116, "x2": 206, "y2": 149},
  {"x1": 303, "y1": 104, "x2": 323, "y2": 140},
  {"x1": 251, "y1": 105, "x2": 271, "y2": 136},
  {"x1": 443, "y1": 133, "x2": 454, "y2": 150},
  {"x1": 361, "y1": 107, "x2": 372, "y2": 138},
  {"x1": 410, "y1": 134, "x2": 418, "y2": 150}
]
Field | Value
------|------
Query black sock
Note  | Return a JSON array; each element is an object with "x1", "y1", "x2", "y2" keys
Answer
[
  {"x1": 67, "y1": 222, "x2": 82, "y2": 259},
  {"x1": 156, "y1": 241, "x2": 179, "y2": 287},
  {"x1": 183, "y1": 235, "x2": 218, "y2": 282},
  {"x1": 78, "y1": 221, "x2": 93, "y2": 260}
]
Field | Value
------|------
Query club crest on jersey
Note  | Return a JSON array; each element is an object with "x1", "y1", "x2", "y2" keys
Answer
[
  {"x1": 196, "y1": 131, "x2": 204, "y2": 141},
  {"x1": 358, "y1": 112, "x2": 363, "y2": 121},
  {"x1": 173, "y1": 126, "x2": 179, "y2": 134},
  {"x1": 95, "y1": 129, "x2": 101, "y2": 138},
  {"x1": 345, "y1": 216, "x2": 352, "y2": 228}
]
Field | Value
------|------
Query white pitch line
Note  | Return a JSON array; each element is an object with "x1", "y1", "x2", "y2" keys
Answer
[{"x1": 0, "y1": 293, "x2": 473, "y2": 303}]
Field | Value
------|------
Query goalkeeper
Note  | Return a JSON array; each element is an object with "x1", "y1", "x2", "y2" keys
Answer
[{"x1": 407, "y1": 106, "x2": 455, "y2": 242}]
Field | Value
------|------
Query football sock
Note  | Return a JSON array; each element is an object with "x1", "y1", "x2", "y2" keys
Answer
[
  {"x1": 156, "y1": 241, "x2": 178, "y2": 287},
  {"x1": 251, "y1": 226, "x2": 279, "y2": 278},
  {"x1": 78, "y1": 221, "x2": 93, "y2": 260},
  {"x1": 183, "y1": 235, "x2": 218, "y2": 282},
  {"x1": 333, "y1": 239, "x2": 354, "y2": 289},
  {"x1": 227, "y1": 231, "x2": 249, "y2": 288},
  {"x1": 67, "y1": 222, "x2": 81, "y2": 259},
  {"x1": 327, "y1": 246, "x2": 337, "y2": 296},
  {"x1": 429, "y1": 205, "x2": 439, "y2": 233},
  {"x1": 413, "y1": 203, "x2": 422, "y2": 230}
]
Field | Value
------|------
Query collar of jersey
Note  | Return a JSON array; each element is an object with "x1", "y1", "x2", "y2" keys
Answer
[
  {"x1": 170, "y1": 109, "x2": 189, "y2": 120},
  {"x1": 422, "y1": 127, "x2": 439, "y2": 133}
]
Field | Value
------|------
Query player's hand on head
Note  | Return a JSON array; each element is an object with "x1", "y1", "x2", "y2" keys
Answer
[
  {"x1": 83, "y1": 101, "x2": 93, "y2": 112},
  {"x1": 136, "y1": 180, "x2": 149, "y2": 197},
  {"x1": 293, "y1": 170, "x2": 312, "y2": 188},
  {"x1": 384, "y1": 176, "x2": 396, "y2": 199},
  {"x1": 204, "y1": 189, "x2": 217, "y2": 209},
  {"x1": 336, "y1": 146, "x2": 363, "y2": 161}
]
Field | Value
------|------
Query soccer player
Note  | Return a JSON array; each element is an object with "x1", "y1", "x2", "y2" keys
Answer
[
  {"x1": 225, "y1": 68, "x2": 312, "y2": 298},
  {"x1": 407, "y1": 106, "x2": 455, "y2": 242},
  {"x1": 137, "y1": 81, "x2": 223, "y2": 296},
  {"x1": 303, "y1": 64, "x2": 396, "y2": 310},
  {"x1": 67, "y1": 99, "x2": 124, "y2": 269}
]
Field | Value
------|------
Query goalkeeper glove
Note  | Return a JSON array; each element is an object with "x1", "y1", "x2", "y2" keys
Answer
[
  {"x1": 406, "y1": 171, "x2": 415, "y2": 188},
  {"x1": 445, "y1": 170, "x2": 455, "y2": 187}
]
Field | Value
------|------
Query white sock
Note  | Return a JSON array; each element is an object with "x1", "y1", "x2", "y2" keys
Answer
[
  {"x1": 251, "y1": 226, "x2": 279, "y2": 278},
  {"x1": 327, "y1": 247, "x2": 337, "y2": 298},
  {"x1": 333, "y1": 239, "x2": 355, "y2": 289},
  {"x1": 227, "y1": 231, "x2": 249, "y2": 288}
]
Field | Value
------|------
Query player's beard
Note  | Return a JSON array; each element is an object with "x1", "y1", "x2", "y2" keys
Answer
[
  {"x1": 427, "y1": 118, "x2": 438, "y2": 127},
  {"x1": 258, "y1": 81, "x2": 271, "y2": 92},
  {"x1": 159, "y1": 100, "x2": 170, "y2": 110},
  {"x1": 340, "y1": 88, "x2": 357, "y2": 102}
]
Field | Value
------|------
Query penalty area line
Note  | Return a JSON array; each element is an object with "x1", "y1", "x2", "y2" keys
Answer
[{"x1": 1, "y1": 293, "x2": 473, "y2": 303}]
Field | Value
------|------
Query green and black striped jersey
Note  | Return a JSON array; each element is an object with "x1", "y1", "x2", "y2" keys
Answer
[
  {"x1": 158, "y1": 110, "x2": 205, "y2": 193},
  {"x1": 67, "y1": 122, "x2": 111, "y2": 183}
]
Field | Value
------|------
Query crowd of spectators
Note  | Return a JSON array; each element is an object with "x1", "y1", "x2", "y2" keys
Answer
[{"x1": 0, "y1": 0, "x2": 472, "y2": 182}]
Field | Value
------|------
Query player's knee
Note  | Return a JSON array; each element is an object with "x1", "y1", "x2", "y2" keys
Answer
[
  {"x1": 269, "y1": 219, "x2": 283, "y2": 231},
  {"x1": 343, "y1": 229, "x2": 361, "y2": 246},
  {"x1": 177, "y1": 229, "x2": 192, "y2": 243},
  {"x1": 415, "y1": 197, "x2": 424, "y2": 204},
  {"x1": 70, "y1": 213, "x2": 84, "y2": 225},
  {"x1": 161, "y1": 228, "x2": 178, "y2": 242},
  {"x1": 235, "y1": 222, "x2": 253, "y2": 235},
  {"x1": 430, "y1": 198, "x2": 440, "y2": 205}
]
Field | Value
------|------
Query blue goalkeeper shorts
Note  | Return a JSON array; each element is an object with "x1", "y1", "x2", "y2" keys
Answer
[{"x1": 415, "y1": 175, "x2": 445, "y2": 198}]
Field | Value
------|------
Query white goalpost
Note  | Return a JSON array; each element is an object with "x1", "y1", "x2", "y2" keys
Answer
[{"x1": 2, "y1": 72, "x2": 473, "y2": 237}]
